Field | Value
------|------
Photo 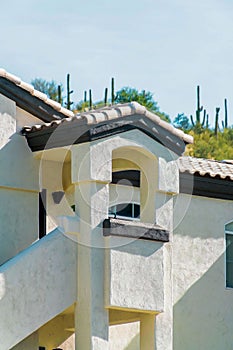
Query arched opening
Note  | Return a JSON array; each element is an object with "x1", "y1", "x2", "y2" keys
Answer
[{"x1": 110, "y1": 146, "x2": 157, "y2": 224}]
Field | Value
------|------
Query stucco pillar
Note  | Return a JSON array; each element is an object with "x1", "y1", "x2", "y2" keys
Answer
[
  {"x1": 140, "y1": 158, "x2": 157, "y2": 224},
  {"x1": 153, "y1": 243, "x2": 173, "y2": 350},
  {"x1": 140, "y1": 314, "x2": 155, "y2": 349},
  {"x1": 71, "y1": 143, "x2": 111, "y2": 350}
]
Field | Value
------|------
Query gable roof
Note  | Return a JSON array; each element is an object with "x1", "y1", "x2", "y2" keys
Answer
[
  {"x1": 0, "y1": 68, "x2": 73, "y2": 122},
  {"x1": 22, "y1": 102, "x2": 193, "y2": 155},
  {"x1": 22, "y1": 102, "x2": 192, "y2": 143}
]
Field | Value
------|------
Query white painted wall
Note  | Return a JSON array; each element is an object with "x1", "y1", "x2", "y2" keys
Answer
[
  {"x1": 0, "y1": 93, "x2": 40, "y2": 264},
  {"x1": 0, "y1": 189, "x2": 38, "y2": 265},
  {"x1": 59, "y1": 334, "x2": 75, "y2": 350},
  {"x1": 0, "y1": 229, "x2": 76, "y2": 350},
  {"x1": 106, "y1": 237, "x2": 165, "y2": 312},
  {"x1": 16, "y1": 106, "x2": 45, "y2": 132},
  {"x1": 58, "y1": 324, "x2": 140, "y2": 350},
  {"x1": 0, "y1": 133, "x2": 39, "y2": 191},
  {"x1": 0, "y1": 94, "x2": 16, "y2": 150},
  {"x1": 109, "y1": 322, "x2": 140, "y2": 350},
  {"x1": 173, "y1": 194, "x2": 233, "y2": 350}
]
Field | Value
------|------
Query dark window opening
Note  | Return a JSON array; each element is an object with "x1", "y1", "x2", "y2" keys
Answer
[
  {"x1": 112, "y1": 170, "x2": 140, "y2": 187},
  {"x1": 39, "y1": 189, "x2": 46, "y2": 239},
  {"x1": 226, "y1": 233, "x2": 233, "y2": 288},
  {"x1": 109, "y1": 203, "x2": 140, "y2": 220}
]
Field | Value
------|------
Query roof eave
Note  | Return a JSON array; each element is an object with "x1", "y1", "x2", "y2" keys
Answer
[
  {"x1": 23, "y1": 114, "x2": 188, "y2": 155},
  {"x1": 180, "y1": 171, "x2": 233, "y2": 200},
  {"x1": 0, "y1": 77, "x2": 68, "y2": 122}
]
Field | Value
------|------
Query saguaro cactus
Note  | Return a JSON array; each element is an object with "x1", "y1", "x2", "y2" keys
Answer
[
  {"x1": 58, "y1": 85, "x2": 62, "y2": 104},
  {"x1": 111, "y1": 77, "x2": 115, "y2": 104},
  {"x1": 190, "y1": 85, "x2": 206, "y2": 127},
  {"x1": 104, "y1": 87, "x2": 108, "y2": 106},
  {"x1": 89, "y1": 89, "x2": 92, "y2": 109},
  {"x1": 214, "y1": 107, "x2": 220, "y2": 136},
  {"x1": 202, "y1": 109, "x2": 206, "y2": 127},
  {"x1": 224, "y1": 98, "x2": 228, "y2": 128},
  {"x1": 66, "y1": 74, "x2": 73, "y2": 110}
]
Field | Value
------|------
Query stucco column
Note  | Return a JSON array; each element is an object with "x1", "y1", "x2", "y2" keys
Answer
[
  {"x1": 71, "y1": 143, "x2": 111, "y2": 350},
  {"x1": 140, "y1": 314, "x2": 155, "y2": 349},
  {"x1": 153, "y1": 243, "x2": 173, "y2": 350},
  {"x1": 140, "y1": 159, "x2": 157, "y2": 224}
]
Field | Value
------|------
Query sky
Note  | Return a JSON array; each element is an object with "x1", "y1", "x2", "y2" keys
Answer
[{"x1": 1, "y1": 0, "x2": 233, "y2": 125}]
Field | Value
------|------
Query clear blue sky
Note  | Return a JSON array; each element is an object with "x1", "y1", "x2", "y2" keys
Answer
[{"x1": 1, "y1": 0, "x2": 233, "y2": 125}]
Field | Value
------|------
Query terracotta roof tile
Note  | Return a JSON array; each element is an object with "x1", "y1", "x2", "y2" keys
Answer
[
  {"x1": 0, "y1": 68, "x2": 74, "y2": 118},
  {"x1": 178, "y1": 156, "x2": 233, "y2": 180},
  {"x1": 23, "y1": 102, "x2": 193, "y2": 145}
]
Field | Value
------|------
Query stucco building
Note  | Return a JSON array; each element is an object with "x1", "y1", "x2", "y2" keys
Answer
[{"x1": 0, "y1": 68, "x2": 233, "y2": 350}]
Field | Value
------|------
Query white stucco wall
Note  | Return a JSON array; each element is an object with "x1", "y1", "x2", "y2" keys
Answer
[
  {"x1": 106, "y1": 237, "x2": 165, "y2": 312},
  {"x1": 59, "y1": 334, "x2": 75, "y2": 350},
  {"x1": 109, "y1": 322, "x2": 140, "y2": 350},
  {"x1": 0, "y1": 93, "x2": 38, "y2": 191},
  {"x1": 0, "y1": 189, "x2": 38, "y2": 265},
  {"x1": 0, "y1": 93, "x2": 16, "y2": 148},
  {"x1": 58, "y1": 323, "x2": 140, "y2": 350},
  {"x1": 16, "y1": 106, "x2": 45, "y2": 132},
  {"x1": 173, "y1": 194, "x2": 233, "y2": 350},
  {"x1": 0, "y1": 93, "x2": 40, "y2": 264},
  {"x1": 0, "y1": 133, "x2": 39, "y2": 191},
  {"x1": 0, "y1": 229, "x2": 76, "y2": 350}
]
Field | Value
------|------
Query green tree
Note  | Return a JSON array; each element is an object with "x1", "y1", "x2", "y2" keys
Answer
[
  {"x1": 186, "y1": 127, "x2": 233, "y2": 160},
  {"x1": 173, "y1": 113, "x2": 190, "y2": 130},
  {"x1": 115, "y1": 87, "x2": 171, "y2": 122},
  {"x1": 31, "y1": 78, "x2": 63, "y2": 103}
]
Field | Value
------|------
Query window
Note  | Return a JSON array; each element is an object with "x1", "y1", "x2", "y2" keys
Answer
[
  {"x1": 109, "y1": 203, "x2": 140, "y2": 220},
  {"x1": 39, "y1": 189, "x2": 46, "y2": 239},
  {"x1": 226, "y1": 231, "x2": 233, "y2": 288},
  {"x1": 112, "y1": 170, "x2": 140, "y2": 187}
]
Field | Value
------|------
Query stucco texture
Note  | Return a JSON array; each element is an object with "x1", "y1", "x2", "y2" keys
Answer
[
  {"x1": 0, "y1": 229, "x2": 76, "y2": 350},
  {"x1": 106, "y1": 238, "x2": 165, "y2": 312},
  {"x1": 0, "y1": 189, "x2": 38, "y2": 265},
  {"x1": 173, "y1": 194, "x2": 233, "y2": 350}
]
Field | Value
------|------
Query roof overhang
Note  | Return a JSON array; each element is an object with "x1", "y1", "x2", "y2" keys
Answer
[
  {"x1": 0, "y1": 69, "x2": 73, "y2": 122},
  {"x1": 23, "y1": 102, "x2": 193, "y2": 156},
  {"x1": 178, "y1": 157, "x2": 233, "y2": 200},
  {"x1": 180, "y1": 172, "x2": 233, "y2": 200}
]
